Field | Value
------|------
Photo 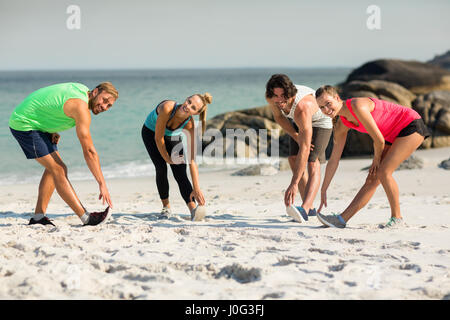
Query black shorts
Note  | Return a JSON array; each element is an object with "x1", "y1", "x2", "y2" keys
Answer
[
  {"x1": 10, "y1": 127, "x2": 58, "y2": 159},
  {"x1": 288, "y1": 121, "x2": 332, "y2": 164},
  {"x1": 385, "y1": 119, "x2": 431, "y2": 145}
]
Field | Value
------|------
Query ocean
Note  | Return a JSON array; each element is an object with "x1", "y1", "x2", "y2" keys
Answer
[{"x1": 0, "y1": 68, "x2": 350, "y2": 185}]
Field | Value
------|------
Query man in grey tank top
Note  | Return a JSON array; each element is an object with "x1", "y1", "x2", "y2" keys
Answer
[{"x1": 265, "y1": 74, "x2": 332, "y2": 223}]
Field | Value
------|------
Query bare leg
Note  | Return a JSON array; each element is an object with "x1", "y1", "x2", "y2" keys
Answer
[
  {"x1": 301, "y1": 160, "x2": 321, "y2": 212},
  {"x1": 298, "y1": 171, "x2": 308, "y2": 201},
  {"x1": 340, "y1": 133, "x2": 423, "y2": 222},
  {"x1": 187, "y1": 201, "x2": 196, "y2": 211},
  {"x1": 377, "y1": 133, "x2": 424, "y2": 219},
  {"x1": 35, "y1": 152, "x2": 86, "y2": 217},
  {"x1": 340, "y1": 146, "x2": 391, "y2": 222},
  {"x1": 288, "y1": 155, "x2": 308, "y2": 201},
  {"x1": 35, "y1": 169, "x2": 55, "y2": 214},
  {"x1": 340, "y1": 174, "x2": 381, "y2": 222},
  {"x1": 161, "y1": 198, "x2": 170, "y2": 208}
]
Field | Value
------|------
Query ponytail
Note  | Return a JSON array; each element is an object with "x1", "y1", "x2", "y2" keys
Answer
[{"x1": 196, "y1": 92, "x2": 212, "y2": 134}]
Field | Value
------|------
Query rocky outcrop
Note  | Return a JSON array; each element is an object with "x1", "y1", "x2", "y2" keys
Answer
[
  {"x1": 202, "y1": 106, "x2": 286, "y2": 157},
  {"x1": 439, "y1": 158, "x2": 450, "y2": 170},
  {"x1": 339, "y1": 80, "x2": 416, "y2": 108},
  {"x1": 203, "y1": 57, "x2": 450, "y2": 159},
  {"x1": 412, "y1": 91, "x2": 450, "y2": 148},
  {"x1": 412, "y1": 91, "x2": 450, "y2": 134},
  {"x1": 428, "y1": 50, "x2": 450, "y2": 70},
  {"x1": 397, "y1": 155, "x2": 424, "y2": 170},
  {"x1": 345, "y1": 59, "x2": 450, "y2": 95},
  {"x1": 361, "y1": 155, "x2": 424, "y2": 171},
  {"x1": 337, "y1": 60, "x2": 450, "y2": 155}
]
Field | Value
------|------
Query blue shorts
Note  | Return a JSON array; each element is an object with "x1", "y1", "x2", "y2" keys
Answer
[{"x1": 10, "y1": 127, "x2": 58, "y2": 159}]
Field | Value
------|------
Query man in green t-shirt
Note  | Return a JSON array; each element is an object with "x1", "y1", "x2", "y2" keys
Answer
[{"x1": 9, "y1": 82, "x2": 119, "y2": 226}]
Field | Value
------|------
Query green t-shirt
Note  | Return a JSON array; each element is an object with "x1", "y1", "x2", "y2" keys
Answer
[{"x1": 9, "y1": 82, "x2": 89, "y2": 133}]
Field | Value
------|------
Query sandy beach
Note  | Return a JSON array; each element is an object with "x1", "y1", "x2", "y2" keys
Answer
[{"x1": 0, "y1": 146, "x2": 449, "y2": 300}]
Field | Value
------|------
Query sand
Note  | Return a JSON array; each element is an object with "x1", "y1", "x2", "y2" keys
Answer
[{"x1": 0, "y1": 147, "x2": 449, "y2": 300}]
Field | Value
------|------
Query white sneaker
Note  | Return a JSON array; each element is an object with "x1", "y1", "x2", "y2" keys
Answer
[
  {"x1": 286, "y1": 205, "x2": 309, "y2": 223},
  {"x1": 159, "y1": 207, "x2": 172, "y2": 220},
  {"x1": 191, "y1": 205, "x2": 206, "y2": 221}
]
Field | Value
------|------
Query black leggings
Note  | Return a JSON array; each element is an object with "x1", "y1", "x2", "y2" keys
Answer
[{"x1": 141, "y1": 125, "x2": 194, "y2": 204}]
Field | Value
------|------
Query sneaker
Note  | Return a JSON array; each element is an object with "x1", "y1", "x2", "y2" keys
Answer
[
  {"x1": 286, "y1": 205, "x2": 309, "y2": 223},
  {"x1": 191, "y1": 205, "x2": 206, "y2": 222},
  {"x1": 158, "y1": 207, "x2": 172, "y2": 220},
  {"x1": 84, "y1": 207, "x2": 111, "y2": 226},
  {"x1": 317, "y1": 212, "x2": 346, "y2": 229},
  {"x1": 28, "y1": 216, "x2": 55, "y2": 226},
  {"x1": 308, "y1": 208, "x2": 317, "y2": 217},
  {"x1": 381, "y1": 217, "x2": 404, "y2": 229}
]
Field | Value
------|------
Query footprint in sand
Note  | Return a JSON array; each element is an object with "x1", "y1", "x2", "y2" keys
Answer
[
  {"x1": 381, "y1": 241, "x2": 420, "y2": 250},
  {"x1": 262, "y1": 292, "x2": 285, "y2": 299},
  {"x1": 123, "y1": 274, "x2": 174, "y2": 283},
  {"x1": 215, "y1": 263, "x2": 261, "y2": 283},
  {"x1": 328, "y1": 263, "x2": 346, "y2": 272},
  {"x1": 308, "y1": 248, "x2": 337, "y2": 256},
  {"x1": 398, "y1": 264, "x2": 422, "y2": 273}
]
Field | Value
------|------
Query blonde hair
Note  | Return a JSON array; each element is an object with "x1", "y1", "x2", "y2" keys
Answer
[
  {"x1": 95, "y1": 82, "x2": 119, "y2": 100},
  {"x1": 194, "y1": 92, "x2": 213, "y2": 134}
]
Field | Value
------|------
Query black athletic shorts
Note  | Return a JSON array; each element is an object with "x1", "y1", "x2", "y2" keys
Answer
[{"x1": 385, "y1": 119, "x2": 431, "y2": 145}]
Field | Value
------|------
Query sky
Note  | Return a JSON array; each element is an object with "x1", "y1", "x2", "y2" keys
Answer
[{"x1": 0, "y1": 0, "x2": 449, "y2": 70}]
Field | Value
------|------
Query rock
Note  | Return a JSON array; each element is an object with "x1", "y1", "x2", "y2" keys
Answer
[
  {"x1": 204, "y1": 106, "x2": 284, "y2": 158},
  {"x1": 412, "y1": 91, "x2": 450, "y2": 134},
  {"x1": 431, "y1": 130, "x2": 450, "y2": 148},
  {"x1": 361, "y1": 155, "x2": 423, "y2": 171},
  {"x1": 202, "y1": 134, "x2": 259, "y2": 158},
  {"x1": 397, "y1": 155, "x2": 424, "y2": 170},
  {"x1": 231, "y1": 164, "x2": 278, "y2": 176},
  {"x1": 276, "y1": 158, "x2": 291, "y2": 171},
  {"x1": 427, "y1": 50, "x2": 450, "y2": 70},
  {"x1": 238, "y1": 105, "x2": 275, "y2": 122},
  {"x1": 340, "y1": 80, "x2": 417, "y2": 107},
  {"x1": 439, "y1": 158, "x2": 450, "y2": 170},
  {"x1": 411, "y1": 90, "x2": 450, "y2": 148},
  {"x1": 345, "y1": 59, "x2": 450, "y2": 94},
  {"x1": 341, "y1": 130, "x2": 374, "y2": 157}
]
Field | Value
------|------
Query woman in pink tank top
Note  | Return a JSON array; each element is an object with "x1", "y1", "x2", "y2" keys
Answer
[{"x1": 313, "y1": 85, "x2": 430, "y2": 229}]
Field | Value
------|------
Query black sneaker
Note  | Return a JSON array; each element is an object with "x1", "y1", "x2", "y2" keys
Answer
[
  {"x1": 84, "y1": 207, "x2": 111, "y2": 226},
  {"x1": 28, "y1": 216, "x2": 55, "y2": 226}
]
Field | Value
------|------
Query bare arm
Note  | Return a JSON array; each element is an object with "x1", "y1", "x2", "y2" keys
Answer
[
  {"x1": 291, "y1": 105, "x2": 313, "y2": 185},
  {"x1": 184, "y1": 119, "x2": 205, "y2": 205},
  {"x1": 284, "y1": 99, "x2": 314, "y2": 206},
  {"x1": 321, "y1": 118, "x2": 349, "y2": 192},
  {"x1": 318, "y1": 118, "x2": 349, "y2": 212},
  {"x1": 351, "y1": 98, "x2": 385, "y2": 175},
  {"x1": 64, "y1": 98, "x2": 112, "y2": 208},
  {"x1": 154, "y1": 101, "x2": 176, "y2": 164}
]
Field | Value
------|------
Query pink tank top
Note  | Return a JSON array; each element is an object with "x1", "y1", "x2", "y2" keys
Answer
[{"x1": 340, "y1": 98, "x2": 421, "y2": 143}]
